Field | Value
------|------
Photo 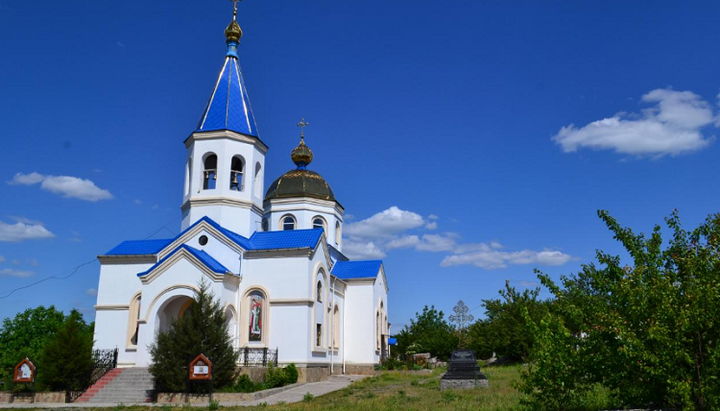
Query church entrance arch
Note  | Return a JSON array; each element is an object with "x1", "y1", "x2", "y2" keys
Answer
[{"x1": 156, "y1": 295, "x2": 195, "y2": 333}]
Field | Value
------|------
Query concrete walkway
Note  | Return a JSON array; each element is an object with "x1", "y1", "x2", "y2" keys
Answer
[
  {"x1": 232, "y1": 375, "x2": 366, "y2": 406},
  {"x1": 0, "y1": 375, "x2": 367, "y2": 408}
]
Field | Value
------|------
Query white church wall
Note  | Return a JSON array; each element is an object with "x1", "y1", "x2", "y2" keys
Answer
[
  {"x1": 269, "y1": 304, "x2": 312, "y2": 364},
  {"x1": 184, "y1": 230, "x2": 242, "y2": 274},
  {"x1": 264, "y1": 199, "x2": 343, "y2": 248},
  {"x1": 182, "y1": 135, "x2": 265, "y2": 237},
  {"x1": 343, "y1": 282, "x2": 376, "y2": 366}
]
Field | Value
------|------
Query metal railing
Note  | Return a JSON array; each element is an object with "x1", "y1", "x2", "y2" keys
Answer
[
  {"x1": 237, "y1": 347, "x2": 278, "y2": 367},
  {"x1": 67, "y1": 348, "x2": 118, "y2": 402}
]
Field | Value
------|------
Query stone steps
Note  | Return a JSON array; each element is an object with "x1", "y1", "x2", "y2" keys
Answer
[{"x1": 76, "y1": 368, "x2": 154, "y2": 403}]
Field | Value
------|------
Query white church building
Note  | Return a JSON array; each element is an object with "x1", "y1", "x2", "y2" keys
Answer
[{"x1": 92, "y1": 10, "x2": 389, "y2": 378}]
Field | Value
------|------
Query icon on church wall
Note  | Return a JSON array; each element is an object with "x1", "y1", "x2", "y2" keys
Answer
[{"x1": 249, "y1": 295, "x2": 262, "y2": 341}]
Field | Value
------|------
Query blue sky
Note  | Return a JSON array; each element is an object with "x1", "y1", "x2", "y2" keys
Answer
[{"x1": 1, "y1": 0, "x2": 720, "y2": 330}]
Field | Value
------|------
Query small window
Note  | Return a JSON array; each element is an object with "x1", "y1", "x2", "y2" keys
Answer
[
  {"x1": 282, "y1": 216, "x2": 295, "y2": 231},
  {"x1": 316, "y1": 281, "x2": 323, "y2": 302},
  {"x1": 316, "y1": 324, "x2": 322, "y2": 347},
  {"x1": 261, "y1": 218, "x2": 269, "y2": 232},
  {"x1": 335, "y1": 222, "x2": 341, "y2": 246},
  {"x1": 230, "y1": 156, "x2": 244, "y2": 191},
  {"x1": 313, "y1": 217, "x2": 325, "y2": 231},
  {"x1": 199, "y1": 235, "x2": 208, "y2": 246},
  {"x1": 203, "y1": 154, "x2": 218, "y2": 190}
]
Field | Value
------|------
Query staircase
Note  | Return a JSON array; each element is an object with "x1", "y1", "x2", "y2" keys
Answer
[{"x1": 76, "y1": 368, "x2": 154, "y2": 404}]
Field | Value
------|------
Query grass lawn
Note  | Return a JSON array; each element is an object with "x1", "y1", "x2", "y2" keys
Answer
[
  {"x1": 235, "y1": 365, "x2": 523, "y2": 411},
  {"x1": 26, "y1": 365, "x2": 527, "y2": 411}
]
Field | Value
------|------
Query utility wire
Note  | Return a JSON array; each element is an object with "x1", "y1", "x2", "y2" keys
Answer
[{"x1": 0, "y1": 215, "x2": 182, "y2": 300}]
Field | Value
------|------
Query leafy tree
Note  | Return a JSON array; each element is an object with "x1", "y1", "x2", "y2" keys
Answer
[
  {"x1": 0, "y1": 306, "x2": 66, "y2": 390},
  {"x1": 467, "y1": 281, "x2": 550, "y2": 360},
  {"x1": 395, "y1": 306, "x2": 458, "y2": 360},
  {"x1": 38, "y1": 310, "x2": 94, "y2": 391},
  {"x1": 520, "y1": 210, "x2": 720, "y2": 410},
  {"x1": 149, "y1": 280, "x2": 239, "y2": 392}
]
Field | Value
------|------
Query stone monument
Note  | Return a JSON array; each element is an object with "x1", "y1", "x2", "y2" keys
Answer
[{"x1": 440, "y1": 349, "x2": 488, "y2": 390}]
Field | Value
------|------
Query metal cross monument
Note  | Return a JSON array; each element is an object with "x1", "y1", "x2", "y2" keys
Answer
[{"x1": 449, "y1": 300, "x2": 474, "y2": 329}]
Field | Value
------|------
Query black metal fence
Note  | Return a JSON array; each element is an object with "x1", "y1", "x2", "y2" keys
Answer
[
  {"x1": 237, "y1": 347, "x2": 278, "y2": 367},
  {"x1": 67, "y1": 348, "x2": 118, "y2": 402}
]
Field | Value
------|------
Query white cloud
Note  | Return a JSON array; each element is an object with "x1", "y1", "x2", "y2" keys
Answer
[
  {"x1": 385, "y1": 235, "x2": 420, "y2": 250},
  {"x1": 425, "y1": 222, "x2": 438, "y2": 230},
  {"x1": 441, "y1": 244, "x2": 574, "y2": 269},
  {"x1": 133, "y1": 199, "x2": 142, "y2": 205},
  {"x1": 428, "y1": 214, "x2": 439, "y2": 220},
  {"x1": 342, "y1": 239, "x2": 386, "y2": 259},
  {"x1": 0, "y1": 255, "x2": 5, "y2": 262},
  {"x1": 9, "y1": 172, "x2": 44, "y2": 185},
  {"x1": 415, "y1": 234, "x2": 458, "y2": 252},
  {"x1": 517, "y1": 280, "x2": 540, "y2": 288},
  {"x1": 0, "y1": 268, "x2": 34, "y2": 278},
  {"x1": 343, "y1": 207, "x2": 576, "y2": 270},
  {"x1": 345, "y1": 206, "x2": 425, "y2": 239},
  {"x1": 553, "y1": 88, "x2": 716, "y2": 156},
  {"x1": 9, "y1": 172, "x2": 113, "y2": 201},
  {"x1": 85, "y1": 288, "x2": 98, "y2": 297},
  {"x1": 0, "y1": 219, "x2": 55, "y2": 242}
]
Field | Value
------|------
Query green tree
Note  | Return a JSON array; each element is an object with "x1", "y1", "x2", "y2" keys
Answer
[
  {"x1": 395, "y1": 306, "x2": 458, "y2": 360},
  {"x1": 520, "y1": 210, "x2": 720, "y2": 410},
  {"x1": 149, "y1": 280, "x2": 239, "y2": 392},
  {"x1": 467, "y1": 281, "x2": 550, "y2": 360},
  {"x1": 0, "y1": 306, "x2": 66, "y2": 390},
  {"x1": 38, "y1": 310, "x2": 94, "y2": 392}
]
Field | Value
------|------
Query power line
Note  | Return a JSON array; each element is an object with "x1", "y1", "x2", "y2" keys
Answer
[
  {"x1": 0, "y1": 215, "x2": 183, "y2": 300},
  {"x1": 0, "y1": 258, "x2": 98, "y2": 300}
]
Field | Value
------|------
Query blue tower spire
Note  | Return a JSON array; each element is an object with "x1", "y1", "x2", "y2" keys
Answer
[{"x1": 195, "y1": 6, "x2": 259, "y2": 137}]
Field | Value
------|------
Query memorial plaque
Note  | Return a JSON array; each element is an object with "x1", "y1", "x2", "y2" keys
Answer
[
  {"x1": 13, "y1": 358, "x2": 35, "y2": 384},
  {"x1": 189, "y1": 354, "x2": 212, "y2": 381}
]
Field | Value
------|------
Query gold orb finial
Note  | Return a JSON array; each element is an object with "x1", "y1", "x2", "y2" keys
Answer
[
  {"x1": 292, "y1": 119, "x2": 313, "y2": 168},
  {"x1": 225, "y1": 0, "x2": 243, "y2": 43}
]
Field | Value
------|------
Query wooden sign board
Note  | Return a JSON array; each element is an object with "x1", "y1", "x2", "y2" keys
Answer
[
  {"x1": 13, "y1": 358, "x2": 35, "y2": 383},
  {"x1": 189, "y1": 354, "x2": 212, "y2": 381}
]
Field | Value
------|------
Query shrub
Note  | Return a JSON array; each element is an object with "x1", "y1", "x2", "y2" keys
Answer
[
  {"x1": 38, "y1": 310, "x2": 94, "y2": 392},
  {"x1": 149, "y1": 280, "x2": 239, "y2": 392},
  {"x1": 283, "y1": 363, "x2": 298, "y2": 385}
]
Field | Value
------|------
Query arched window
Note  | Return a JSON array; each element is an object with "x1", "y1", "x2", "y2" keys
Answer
[
  {"x1": 316, "y1": 281, "x2": 323, "y2": 302},
  {"x1": 376, "y1": 311, "x2": 381, "y2": 350},
  {"x1": 282, "y1": 215, "x2": 296, "y2": 231},
  {"x1": 335, "y1": 222, "x2": 341, "y2": 246},
  {"x1": 333, "y1": 305, "x2": 340, "y2": 349},
  {"x1": 184, "y1": 159, "x2": 192, "y2": 196},
  {"x1": 247, "y1": 290, "x2": 265, "y2": 343},
  {"x1": 230, "y1": 156, "x2": 244, "y2": 191},
  {"x1": 128, "y1": 295, "x2": 142, "y2": 347},
  {"x1": 203, "y1": 154, "x2": 217, "y2": 190},
  {"x1": 253, "y1": 163, "x2": 263, "y2": 198},
  {"x1": 313, "y1": 217, "x2": 326, "y2": 231}
]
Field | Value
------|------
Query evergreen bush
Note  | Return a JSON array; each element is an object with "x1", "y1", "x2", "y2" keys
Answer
[
  {"x1": 38, "y1": 310, "x2": 94, "y2": 392},
  {"x1": 149, "y1": 280, "x2": 239, "y2": 392}
]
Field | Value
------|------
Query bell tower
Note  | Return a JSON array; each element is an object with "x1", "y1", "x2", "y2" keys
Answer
[{"x1": 180, "y1": 3, "x2": 267, "y2": 237}]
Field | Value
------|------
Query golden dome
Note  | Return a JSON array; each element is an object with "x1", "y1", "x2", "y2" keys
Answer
[
  {"x1": 225, "y1": 19, "x2": 243, "y2": 43},
  {"x1": 291, "y1": 137, "x2": 314, "y2": 167}
]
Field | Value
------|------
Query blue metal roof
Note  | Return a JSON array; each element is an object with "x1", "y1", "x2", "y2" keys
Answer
[
  {"x1": 105, "y1": 238, "x2": 174, "y2": 256},
  {"x1": 196, "y1": 56, "x2": 258, "y2": 137},
  {"x1": 199, "y1": 216, "x2": 253, "y2": 250},
  {"x1": 331, "y1": 260, "x2": 383, "y2": 280},
  {"x1": 388, "y1": 337, "x2": 397, "y2": 345},
  {"x1": 248, "y1": 229, "x2": 323, "y2": 250},
  {"x1": 137, "y1": 244, "x2": 230, "y2": 277}
]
